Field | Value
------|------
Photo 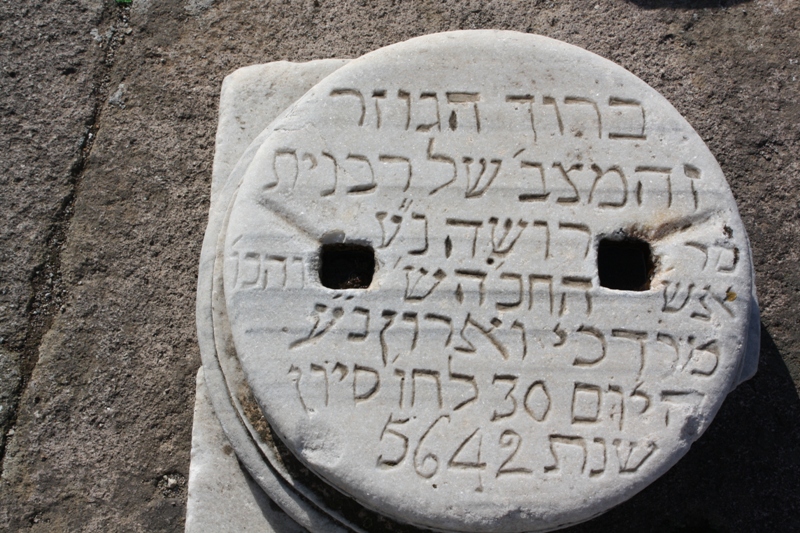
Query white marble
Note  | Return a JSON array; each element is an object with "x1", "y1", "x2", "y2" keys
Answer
[
  {"x1": 211, "y1": 59, "x2": 349, "y2": 208},
  {"x1": 197, "y1": 30, "x2": 759, "y2": 533},
  {"x1": 185, "y1": 368, "x2": 306, "y2": 533},
  {"x1": 194, "y1": 58, "x2": 353, "y2": 533}
]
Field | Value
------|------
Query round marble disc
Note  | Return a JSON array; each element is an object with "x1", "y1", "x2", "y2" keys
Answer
[{"x1": 220, "y1": 31, "x2": 758, "y2": 532}]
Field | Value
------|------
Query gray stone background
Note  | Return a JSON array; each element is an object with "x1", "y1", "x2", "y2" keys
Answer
[{"x1": 0, "y1": 0, "x2": 797, "y2": 531}]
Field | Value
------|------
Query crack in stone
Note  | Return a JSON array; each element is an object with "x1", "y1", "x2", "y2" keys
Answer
[{"x1": 0, "y1": 3, "x2": 134, "y2": 475}]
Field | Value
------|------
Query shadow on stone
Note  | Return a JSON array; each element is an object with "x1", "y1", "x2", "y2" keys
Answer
[
  {"x1": 232, "y1": 326, "x2": 799, "y2": 532},
  {"x1": 241, "y1": 461, "x2": 307, "y2": 533},
  {"x1": 566, "y1": 324, "x2": 800, "y2": 532}
]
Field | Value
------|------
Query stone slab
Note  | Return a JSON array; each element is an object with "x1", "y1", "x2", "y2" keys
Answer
[
  {"x1": 186, "y1": 368, "x2": 306, "y2": 533},
  {"x1": 211, "y1": 59, "x2": 350, "y2": 209},
  {"x1": 216, "y1": 31, "x2": 759, "y2": 532},
  {"x1": 192, "y1": 58, "x2": 352, "y2": 533}
]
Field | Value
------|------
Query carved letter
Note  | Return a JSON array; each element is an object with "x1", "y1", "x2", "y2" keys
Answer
[
  {"x1": 344, "y1": 154, "x2": 376, "y2": 194},
  {"x1": 663, "y1": 281, "x2": 694, "y2": 312},
  {"x1": 455, "y1": 315, "x2": 508, "y2": 360},
  {"x1": 424, "y1": 313, "x2": 453, "y2": 347},
  {"x1": 611, "y1": 329, "x2": 648, "y2": 376},
  {"x1": 329, "y1": 88, "x2": 365, "y2": 126},
  {"x1": 518, "y1": 160, "x2": 549, "y2": 201},
  {"x1": 310, "y1": 363, "x2": 328, "y2": 407},
  {"x1": 427, "y1": 137, "x2": 456, "y2": 195},
  {"x1": 613, "y1": 439, "x2": 657, "y2": 473},
  {"x1": 454, "y1": 269, "x2": 488, "y2": 306},
  {"x1": 542, "y1": 96, "x2": 564, "y2": 135},
  {"x1": 635, "y1": 166, "x2": 673, "y2": 208},
  {"x1": 464, "y1": 157, "x2": 502, "y2": 198},
  {"x1": 372, "y1": 89, "x2": 386, "y2": 129},
  {"x1": 379, "y1": 155, "x2": 412, "y2": 192},
  {"x1": 375, "y1": 212, "x2": 402, "y2": 248},
  {"x1": 377, "y1": 414, "x2": 409, "y2": 468},
  {"x1": 563, "y1": 97, "x2": 602, "y2": 138},
  {"x1": 445, "y1": 218, "x2": 483, "y2": 258},
  {"x1": 491, "y1": 374, "x2": 518, "y2": 421},
  {"x1": 347, "y1": 307, "x2": 370, "y2": 341},
  {"x1": 290, "y1": 305, "x2": 344, "y2": 348},
  {"x1": 411, "y1": 369, "x2": 443, "y2": 409},
  {"x1": 408, "y1": 213, "x2": 429, "y2": 255},
  {"x1": 288, "y1": 365, "x2": 308, "y2": 413},
  {"x1": 271, "y1": 149, "x2": 298, "y2": 190},
  {"x1": 354, "y1": 365, "x2": 380, "y2": 403},
  {"x1": 545, "y1": 435, "x2": 587, "y2": 474},
  {"x1": 489, "y1": 218, "x2": 527, "y2": 256},
  {"x1": 528, "y1": 274, "x2": 554, "y2": 314},
  {"x1": 552, "y1": 162, "x2": 581, "y2": 204},
  {"x1": 589, "y1": 164, "x2": 627, "y2": 208},
  {"x1": 416, "y1": 92, "x2": 441, "y2": 132},
  {"x1": 497, "y1": 429, "x2": 531, "y2": 476},
  {"x1": 573, "y1": 325, "x2": 606, "y2": 366},
  {"x1": 571, "y1": 382, "x2": 601, "y2": 423},
  {"x1": 558, "y1": 223, "x2": 592, "y2": 258},
  {"x1": 505, "y1": 94, "x2": 536, "y2": 140},
  {"x1": 608, "y1": 97, "x2": 646, "y2": 140},
  {"x1": 560, "y1": 276, "x2": 593, "y2": 316},
  {"x1": 686, "y1": 340, "x2": 720, "y2": 376},
  {"x1": 448, "y1": 356, "x2": 478, "y2": 411},
  {"x1": 414, "y1": 415, "x2": 449, "y2": 478},
  {"x1": 496, "y1": 272, "x2": 523, "y2": 310},
  {"x1": 588, "y1": 438, "x2": 607, "y2": 477},
  {"x1": 524, "y1": 381, "x2": 551, "y2": 422},
  {"x1": 404, "y1": 267, "x2": 446, "y2": 301},
  {"x1": 449, "y1": 429, "x2": 487, "y2": 490},
  {"x1": 319, "y1": 152, "x2": 338, "y2": 196},
  {"x1": 447, "y1": 92, "x2": 481, "y2": 132}
]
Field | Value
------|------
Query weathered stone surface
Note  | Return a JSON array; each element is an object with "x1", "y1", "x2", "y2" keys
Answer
[
  {"x1": 0, "y1": 0, "x2": 107, "y2": 460},
  {"x1": 198, "y1": 58, "x2": 354, "y2": 533},
  {"x1": 205, "y1": 31, "x2": 759, "y2": 532},
  {"x1": 211, "y1": 59, "x2": 349, "y2": 207},
  {"x1": 2, "y1": 2, "x2": 799, "y2": 532},
  {"x1": 185, "y1": 368, "x2": 305, "y2": 533}
]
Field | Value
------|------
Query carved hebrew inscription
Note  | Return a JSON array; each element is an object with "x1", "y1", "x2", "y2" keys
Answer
[
  {"x1": 220, "y1": 31, "x2": 754, "y2": 533},
  {"x1": 226, "y1": 80, "x2": 742, "y2": 479}
]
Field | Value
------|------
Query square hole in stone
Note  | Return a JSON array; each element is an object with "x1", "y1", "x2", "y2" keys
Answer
[
  {"x1": 597, "y1": 237, "x2": 653, "y2": 291},
  {"x1": 319, "y1": 243, "x2": 375, "y2": 289}
]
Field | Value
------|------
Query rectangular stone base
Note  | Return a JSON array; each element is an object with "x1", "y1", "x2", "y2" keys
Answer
[
  {"x1": 185, "y1": 368, "x2": 306, "y2": 533},
  {"x1": 189, "y1": 59, "x2": 348, "y2": 533}
]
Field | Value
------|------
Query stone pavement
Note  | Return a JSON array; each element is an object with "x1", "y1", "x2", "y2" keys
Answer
[{"x1": 0, "y1": 0, "x2": 798, "y2": 531}]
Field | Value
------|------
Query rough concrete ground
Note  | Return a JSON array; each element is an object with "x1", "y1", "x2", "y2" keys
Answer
[{"x1": 0, "y1": 0, "x2": 798, "y2": 531}]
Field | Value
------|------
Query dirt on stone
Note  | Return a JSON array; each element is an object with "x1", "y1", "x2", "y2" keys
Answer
[{"x1": 0, "y1": 0, "x2": 798, "y2": 532}]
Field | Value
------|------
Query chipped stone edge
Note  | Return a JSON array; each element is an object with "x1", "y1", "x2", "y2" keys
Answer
[
  {"x1": 191, "y1": 59, "x2": 350, "y2": 533},
  {"x1": 186, "y1": 368, "x2": 307, "y2": 533}
]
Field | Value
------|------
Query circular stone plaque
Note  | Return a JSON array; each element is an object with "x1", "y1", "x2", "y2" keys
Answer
[{"x1": 208, "y1": 31, "x2": 759, "y2": 533}]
